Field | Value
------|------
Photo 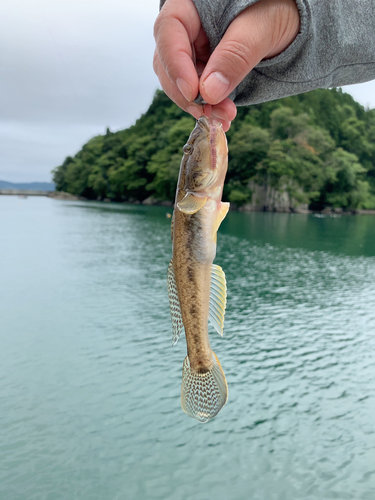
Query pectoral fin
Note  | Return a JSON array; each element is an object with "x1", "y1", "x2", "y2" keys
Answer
[
  {"x1": 167, "y1": 260, "x2": 185, "y2": 346},
  {"x1": 177, "y1": 193, "x2": 207, "y2": 215},
  {"x1": 212, "y1": 202, "x2": 230, "y2": 238},
  {"x1": 209, "y1": 264, "x2": 227, "y2": 336}
]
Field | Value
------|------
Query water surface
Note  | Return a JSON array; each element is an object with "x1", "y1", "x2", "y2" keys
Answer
[{"x1": 1, "y1": 196, "x2": 375, "y2": 500}]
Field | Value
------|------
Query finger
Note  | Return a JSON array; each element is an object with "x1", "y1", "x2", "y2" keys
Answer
[
  {"x1": 153, "y1": 50, "x2": 203, "y2": 120},
  {"x1": 154, "y1": 50, "x2": 237, "y2": 127},
  {"x1": 222, "y1": 121, "x2": 232, "y2": 133},
  {"x1": 193, "y1": 26, "x2": 211, "y2": 65},
  {"x1": 199, "y1": 5, "x2": 272, "y2": 104},
  {"x1": 211, "y1": 99, "x2": 237, "y2": 123},
  {"x1": 199, "y1": 0, "x2": 299, "y2": 104},
  {"x1": 202, "y1": 104, "x2": 232, "y2": 131},
  {"x1": 154, "y1": 0, "x2": 201, "y2": 102}
]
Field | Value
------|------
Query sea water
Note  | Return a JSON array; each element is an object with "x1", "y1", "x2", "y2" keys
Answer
[{"x1": 1, "y1": 196, "x2": 375, "y2": 500}]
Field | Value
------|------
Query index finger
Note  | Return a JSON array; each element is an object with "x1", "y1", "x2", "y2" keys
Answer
[{"x1": 154, "y1": 0, "x2": 201, "y2": 101}]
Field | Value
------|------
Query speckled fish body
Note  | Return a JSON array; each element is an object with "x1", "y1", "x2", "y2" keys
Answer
[{"x1": 167, "y1": 116, "x2": 229, "y2": 423}]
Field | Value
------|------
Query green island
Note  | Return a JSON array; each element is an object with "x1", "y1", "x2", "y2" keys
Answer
[{"x1": 53, "y1": 88, "x2": 375, "y2": 212}]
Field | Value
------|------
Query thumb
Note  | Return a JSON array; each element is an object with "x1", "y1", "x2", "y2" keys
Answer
[{"x1": 199, "y1": 0, "x2": 300, "y2": 104}]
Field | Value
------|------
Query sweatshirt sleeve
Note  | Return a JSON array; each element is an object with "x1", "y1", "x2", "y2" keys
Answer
[{"x1": 161, "y1": 0, "x2": 375, "y2": 106}]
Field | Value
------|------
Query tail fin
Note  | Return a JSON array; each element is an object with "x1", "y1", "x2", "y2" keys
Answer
[{"x1": 181, "y1": 352, "x2": 228, "y2": 423}]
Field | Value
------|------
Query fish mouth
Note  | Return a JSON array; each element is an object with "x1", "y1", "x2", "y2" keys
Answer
[
  {"x1": 197, "y1": 115, "x2": 223, "y2": 133},
  {"x1": 197, "y1": 115, "x2": 210, "y2": 133}
]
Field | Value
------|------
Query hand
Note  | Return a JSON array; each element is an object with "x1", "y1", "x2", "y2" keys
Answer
[{"x1": 153, "y1": 0, "x2": 300, "y2": 131}]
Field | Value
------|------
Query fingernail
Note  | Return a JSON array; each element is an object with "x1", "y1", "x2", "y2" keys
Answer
[
  {"x1": 187, "y1": 105, "x2": 202, "y2": 120},
  {"x1": 211, "y1": 109, "x2": 229, "y2": 122},
  {"x1": 201, "y1": 72, "x2": 230, "y2": 102},
  {"x1": 176, "y1": 78, "x2": 192, "y2": 102}
]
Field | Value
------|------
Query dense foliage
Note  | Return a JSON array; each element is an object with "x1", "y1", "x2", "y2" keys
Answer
[{"x1": 53, "y1": 88, "x2": 375, "y2": 209}]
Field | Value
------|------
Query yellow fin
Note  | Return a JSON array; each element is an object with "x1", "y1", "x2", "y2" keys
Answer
[
  {"x1": 209, "y1": 264, "x2": 227, "y2": 336},
  {"x1": 181, "y1": 352, "x2": 228, "y2": 423},
  {"x1": 177, "y1": 193, "x2": 207, "y2": 214},
  {"x1": 212, "y1": 202, "x2": 230, "y2": 238},
  {"x1": 167, "y1": 260, "x2": 184, "y2": 346}
]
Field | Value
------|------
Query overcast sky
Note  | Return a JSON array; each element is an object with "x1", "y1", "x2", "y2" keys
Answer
[{"x1": 1, "y1": 0, "x2": 375, "y2": 183}]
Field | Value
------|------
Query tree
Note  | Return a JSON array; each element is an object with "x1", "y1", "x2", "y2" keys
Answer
[{"x1": 52, "y1": 88, "x2": 375, "y2": 210}]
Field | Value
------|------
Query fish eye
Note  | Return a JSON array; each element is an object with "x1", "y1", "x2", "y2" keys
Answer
[{"x1": 183, "y1": 144, "x2": 192, "y2": 154}]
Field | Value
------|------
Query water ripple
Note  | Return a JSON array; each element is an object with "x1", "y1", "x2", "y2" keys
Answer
[{"x1": 1, "y1": 199, "x2": 375, "y2": 499}]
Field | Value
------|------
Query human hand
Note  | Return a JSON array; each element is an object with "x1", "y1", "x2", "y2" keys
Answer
[{"x1": 153, "y1": 0, "x2": 300, "y2": 131}]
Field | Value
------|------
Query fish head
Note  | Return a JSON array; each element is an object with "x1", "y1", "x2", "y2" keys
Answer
[{"x1": 181, "y1": 116, "x2": 228, "y2": 199}]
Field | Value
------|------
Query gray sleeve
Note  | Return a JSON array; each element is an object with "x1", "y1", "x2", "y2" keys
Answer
[{"x1": 162, "y1": 0, "x2": 375, "y2": 106}]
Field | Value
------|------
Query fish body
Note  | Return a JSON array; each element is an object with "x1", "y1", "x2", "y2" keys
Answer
[{"x1": 167, "y1": 116, "x2": 229, "y2": 423}]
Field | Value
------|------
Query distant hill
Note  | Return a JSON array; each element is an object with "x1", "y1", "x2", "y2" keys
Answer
[{"x1": 0, "y1": 180, "x2": 55, "y2": 191}]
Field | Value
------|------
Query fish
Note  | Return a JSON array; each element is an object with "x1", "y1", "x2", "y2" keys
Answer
[{"x1": 167, "y1": 115, "x2": 230, "y2": 423}]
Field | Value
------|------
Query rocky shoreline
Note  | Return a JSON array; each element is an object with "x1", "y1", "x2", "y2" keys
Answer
[{"x1": 48, "y1": 191, "x2": 86, "y2": 201}]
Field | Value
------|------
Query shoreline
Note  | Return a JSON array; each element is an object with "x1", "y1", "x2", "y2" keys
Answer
[
  {"x1": 46, "y1": 191, "x2": 375, "y2": 216},
  {"x1": 3, "y1": 190, "x2": 372, "y2": 216}
]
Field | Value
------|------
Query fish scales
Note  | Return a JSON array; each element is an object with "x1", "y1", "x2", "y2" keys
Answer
[
  {"x1": 167, "y1": 115, "x2": 230, "y2": 423},
  {"x1": 174, "y1": 210, "x2": 212, "y2": 371}
]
